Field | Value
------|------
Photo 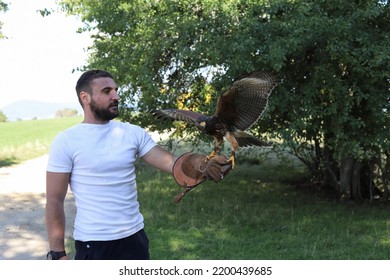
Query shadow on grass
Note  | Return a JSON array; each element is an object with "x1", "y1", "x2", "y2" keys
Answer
[
  {"x1": 64, "y1": 160, "x2": 390, "y2": 260},
  {"x1": 0, "y1": 157, "x2": 18, "y2": 168},
  {"x1": 136, "y1": 162, "x2": 390, "y2": 260}
]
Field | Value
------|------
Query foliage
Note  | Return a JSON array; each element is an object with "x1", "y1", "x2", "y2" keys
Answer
[
  {"x1": 0, "y1": 1, "x2": 7, "y2": 11},
  {"x1": 59, "y1": 0, "x2": 390, "y2": 200},
  {"x1": 55, "y1": 108, "x2": 79, "y2": 118},
  {"x1": 0, "y1": 0, "x2": 8, "y2": 39},
  {"x1": 0, "y1": 110, "x2": 7, "y2": 122}
]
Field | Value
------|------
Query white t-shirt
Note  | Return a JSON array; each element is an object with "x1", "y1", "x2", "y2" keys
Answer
[{"x1": 47, "y1": 120, "x2": 157, "y2": 241}]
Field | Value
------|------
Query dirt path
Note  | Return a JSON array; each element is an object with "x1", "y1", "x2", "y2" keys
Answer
[{"x1": 0, "y1": 155, "x2": 75, "y2": 260}]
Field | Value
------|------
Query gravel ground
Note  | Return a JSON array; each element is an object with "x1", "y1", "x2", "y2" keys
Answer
[{"x1": 0, "y1": 155, "x2": 75, "y2": 260}]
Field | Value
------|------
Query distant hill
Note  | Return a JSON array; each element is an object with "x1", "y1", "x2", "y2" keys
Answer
[{"x1": 1, "y1": 100, "x2": 82, "y2": 121}]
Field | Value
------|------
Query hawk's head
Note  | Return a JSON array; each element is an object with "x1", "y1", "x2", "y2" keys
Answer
[{"x1": 195, "y1": 115, "x2": 211, "y2": 133}]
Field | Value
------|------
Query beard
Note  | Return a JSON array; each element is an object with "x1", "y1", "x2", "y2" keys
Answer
[{"x1": 89, "y1": 99, "x2": 119, "y2": 122}]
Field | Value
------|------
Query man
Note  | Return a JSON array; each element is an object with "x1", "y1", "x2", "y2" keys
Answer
[{"x1": 45, "y1": 70, "x2": 231, "y2": 260}]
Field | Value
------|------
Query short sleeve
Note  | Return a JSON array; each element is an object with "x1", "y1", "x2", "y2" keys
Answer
[
  {"x1": 130, "y1": 125, "x2": 157, "y2": 158},
  {"x1": 47, "y1": 132, "x2": 73, "y2": 173}
]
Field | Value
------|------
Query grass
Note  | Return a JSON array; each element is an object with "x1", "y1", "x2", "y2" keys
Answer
[
  {"x1": 0, "y1": 116, "x2": 83, "y2": 166},
  {"x1": 62, "y1": 159, "x2": 390, "y2": 260},
  {"x1": 2, "y1": 117, "x2": 389, "y2": 259},
  {"x1": 133, "y1": 162, "x2": 390, "y2": 260}
]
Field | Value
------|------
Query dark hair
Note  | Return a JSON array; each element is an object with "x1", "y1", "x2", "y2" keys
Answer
[{"x1": 76, "y1": 70, "x2": 114, "y2": 105}]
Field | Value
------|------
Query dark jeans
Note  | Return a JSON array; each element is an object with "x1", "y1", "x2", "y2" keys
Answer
[{"x1": 74, "y1": 229, "x2": 150, "y2": 260}]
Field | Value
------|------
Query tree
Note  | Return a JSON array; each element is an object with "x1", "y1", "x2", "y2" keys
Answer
[
  {"x1": 55, "y1": 108, "x2": 78, "y2": 118},
  {"x1": 263, "y1": 0, "x2": 390, "y2": 201},
  {"x1": 59, "y1": 0, "x2": 390, "y2": 200},
  {"x1": 0, "y1": 1, "x2": 8, "y2": 39},
  {"x1": 0, "y1": 110, "x2": 7, "y2": 122}
]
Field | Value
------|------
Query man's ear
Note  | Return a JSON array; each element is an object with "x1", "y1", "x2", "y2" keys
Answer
[{"x1": 80, "y1": 91, "x2": 91, "y2": 105}]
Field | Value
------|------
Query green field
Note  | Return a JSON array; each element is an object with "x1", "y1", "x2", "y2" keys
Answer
[
  {"x1": 136, "y1": 162, "x2": 390, "y2": 259},
  {"x1": 1, "y1": 116, "x2": 389, "y2": 259},
  {"x1": 0, "y1": 116, "x2": 82, "y2": 166},
  {"x1": 62, "y1": 160, "x2": 390, "y2": 260}
]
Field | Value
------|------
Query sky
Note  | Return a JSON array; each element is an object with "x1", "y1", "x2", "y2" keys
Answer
[{"x1": 0, "y1": 0, "x2": 92, "y2": 108}]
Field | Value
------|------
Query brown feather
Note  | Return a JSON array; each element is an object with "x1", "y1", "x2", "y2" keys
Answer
[
  {"x1": 234, "y1": 131, "x2": 272, "y2": 148},
  {"x1": 215, "y1": 71, "x2": 278, "y2": 131},
  {"x1": 152, "y1": 109, "x2": 206, "y2": 125},
  {"x1": 151, "y1": 71, "x2": 279, "y2": 169}
]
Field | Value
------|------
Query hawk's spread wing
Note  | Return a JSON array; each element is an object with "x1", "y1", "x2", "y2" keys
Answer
[
  {"x1": 152, "y1": 109, "x2": 206, "y2": 126},
  {"x1": 234, "y1": 131, "x2": 272, "y2": 147},
  {"x1": 215, "y1": 71, "x2": 278, "y2": 131}
]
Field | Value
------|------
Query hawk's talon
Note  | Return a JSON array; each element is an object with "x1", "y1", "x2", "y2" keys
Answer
[
  {"x1": 227, "y1": 155, "x2": 235, "y2": 170},
  {"x1": 206, "y1": 150, "x2": 217, "y2": 162}
]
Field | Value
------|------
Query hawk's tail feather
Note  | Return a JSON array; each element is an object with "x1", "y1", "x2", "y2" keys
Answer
[{"x1": 234, "y1": 131, "x2": 272, "y2": 148}]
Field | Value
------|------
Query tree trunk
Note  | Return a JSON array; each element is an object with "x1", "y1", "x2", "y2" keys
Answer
[
  {"x1": 294, "y1": 138, "x2": 382, "y2": 201},
  {"x1": 339, "y1": 157, "x2": 355, "y2": 199},
  {"x1": 323, "y1": 145, "x2": 339, "y2": 192},
  {"x1": 314, "y1": 137, "x2": 322, "y2": 173},
  {"x1": 351, "y1": 161, "x2": 363, "y2": 201},
  {"x1": 382, "y1": 152, "x2": 390, "y2": 200},
  {"x1": 324, "y1": 154, "x2": 373, "y2": 201}
]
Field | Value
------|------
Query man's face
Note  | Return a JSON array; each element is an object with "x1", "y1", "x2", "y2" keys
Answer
[{"x1": 88, "y1": 77, "x2": 119, "y2": 122}]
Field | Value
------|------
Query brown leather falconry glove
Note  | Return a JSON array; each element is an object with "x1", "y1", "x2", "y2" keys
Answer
[{"x1": 172, "y1": 152, "x2": 232, "y2": 203}]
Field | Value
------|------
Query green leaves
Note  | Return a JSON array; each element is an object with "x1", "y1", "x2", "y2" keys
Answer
[
  {"x1": 60, "y1": 0, "x2": 390, "y2": 193},
  {"x1": 0, "y1": 0, "x2": 8, "y2": 39}
]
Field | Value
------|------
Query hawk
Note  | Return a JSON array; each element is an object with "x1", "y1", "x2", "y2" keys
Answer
[{"x1": 152, "y1": 71, "x2": 279, "y2": 169}]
